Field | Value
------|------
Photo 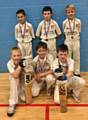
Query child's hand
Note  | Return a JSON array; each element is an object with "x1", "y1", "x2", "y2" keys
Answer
[
  {"x1": 34, "y1": 74, "x2": 42, "y2": 83},
  {"x1": 76, "y1": 23, "x2": 80, "y2": 32}
]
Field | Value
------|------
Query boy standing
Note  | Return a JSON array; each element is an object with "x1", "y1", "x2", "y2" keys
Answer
[
  {"x1": 15, "y1": 9, "x2": 35, "y2": 59},
  {"x1": 62, "y1": 4, "x2": 81, "y2": 76},
  {"x1": 36, "y1": 6, "x2": 61, "y2": 59},
  {"x1": 52, "y1": 44, "x2": 85, "y2": 103},
  {"x1": 32, "y1": 42, "x2": 55, "y2": 97},
  {"x1": 7, "y1": 47, "x2": 25, "y2": 116}
]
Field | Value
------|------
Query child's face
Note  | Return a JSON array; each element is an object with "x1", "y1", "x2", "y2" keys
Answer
[
  {"x1": 17, "y1": 13, "x2": 26, "y2": 24},
  {"x1": 43, "y1": 11, "x2": 52, "y2": 21},
  {"x1": 11, "y1": 50, "x2": 21, "y2": 65},
  {"x1": 66, "y1": 7, "x2": 75, "y2": 20},
  {"x1": 57, "y1": 51, "x2": 68, "y2": 63},
  {"x1": 37, "y1": 47, "x2": 47, "y2": 59}
]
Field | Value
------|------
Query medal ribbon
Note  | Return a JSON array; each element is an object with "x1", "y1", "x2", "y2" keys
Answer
[
  {"x1": 44, "y1": 20, "x2": 51, "y2": 39},
  {"x1": 68, "y1": 19, "x2": 75, "y2": 35},
  {"x1": 36, "y1": 57, "x2": 50, "y2": 73},
  {"x1": 19, "y1": 23, "x2": 26, "y2": 39}
]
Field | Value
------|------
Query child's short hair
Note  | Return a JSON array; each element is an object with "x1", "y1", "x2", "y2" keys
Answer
[
  {"x1": 36, "y1": 42, "x2": 47, "y2": 51},
  {"x1": 16, "y1": 9, "x2": 26, "y2": 16},
  {"x1": 11, "y1": 47, "x2": 21, "y2": 54},
  {"x1": 65, "y1": 4, "x2": 76, "y2": 11},
  {"x1": 42, "y1": 6, "x2": 52, "y2": 14},
  {"x1": 57, "y1": 44, "x2": 68, "y2": 53},
  {"x1": 11, "y1": 47, "x2": 20, "y2": 51}
]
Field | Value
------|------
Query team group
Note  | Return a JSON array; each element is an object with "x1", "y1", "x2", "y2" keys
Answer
[{"x1": 7, "y1": 4, "x2": 86, "y2": 116}]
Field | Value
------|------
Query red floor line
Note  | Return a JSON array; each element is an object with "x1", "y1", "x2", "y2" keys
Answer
[
  {"x1": 0, "y1": 103, "x2": 88, "y2": 107},
  {"x1": 45, "y1": 106, "x2": 49, "y2": 120}
]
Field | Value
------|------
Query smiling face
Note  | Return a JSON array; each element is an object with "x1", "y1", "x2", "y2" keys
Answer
[
  {"x1": 37, "y1": 47, "x2": 47, "y2": 59},
  {"x1": 11, "y1": 49, "x2": 21, "y2": 65},
  {"x1": 66, "y1": 7, "x2": 75, "y2": 20},
  {"x1": 43, "y1": 11, "x2": 52, "y2": 21}
]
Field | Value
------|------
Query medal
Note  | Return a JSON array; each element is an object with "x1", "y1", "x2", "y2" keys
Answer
[
  {"x1": 45, "y1": 39, "x2": 48, "y2": 41},
  {"x1": 71, "y1": 36, "x2": 74, "y2": 39},
  {"x1": 44, "y1": 20, "x2": 50, "y2": 40},
  {"x1": 68, "y1": 19, "x2": 75, "y2": 39},
  {"x1": 19, "y1": 23, "x2": 26, "y2": 39}
]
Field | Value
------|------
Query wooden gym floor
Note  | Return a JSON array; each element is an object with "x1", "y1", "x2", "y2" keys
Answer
[{"x1": 0, "y1": 73, "x2": 88, "y2": 120}]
